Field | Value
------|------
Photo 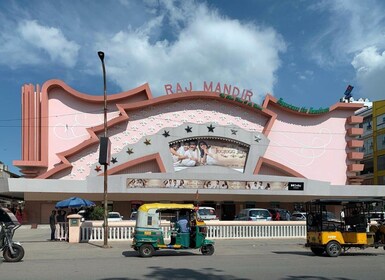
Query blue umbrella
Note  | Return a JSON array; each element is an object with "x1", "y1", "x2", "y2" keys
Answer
[{"x1": 55, "y1": 197, "x2": 95, "y2": 209}]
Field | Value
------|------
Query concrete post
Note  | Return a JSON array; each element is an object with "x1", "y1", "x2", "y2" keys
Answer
[{"x1": 67, "y1": 214, "x2": 82, "y2": 243}]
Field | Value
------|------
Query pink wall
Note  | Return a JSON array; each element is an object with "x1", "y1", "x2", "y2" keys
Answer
[
  {"x1": 52, "y1": 100, "x2": 265, "y2": 180},
  {"x1": 264, "y1": 108, "x2": 352, "y2": 184},
  {"x1": 14, "y1": 80, "x2": 362, "y2": 185}
]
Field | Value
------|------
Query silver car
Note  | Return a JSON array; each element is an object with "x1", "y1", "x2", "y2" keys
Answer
[
  {"x1": 235, "y1": 208, "x2": 272, "y2": 221},
  {"x1": 291, "y1": 212, "x2": 307, "y2": 221}
]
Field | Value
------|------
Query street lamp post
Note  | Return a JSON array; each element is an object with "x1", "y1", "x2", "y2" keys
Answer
[{"x1": 98, "y1": 51, "x2": 109, "y2": 248}]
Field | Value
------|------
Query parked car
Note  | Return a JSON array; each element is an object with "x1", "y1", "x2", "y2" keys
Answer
[
  {"x1": 130, "y1": 211, "x2": 137, "y2": 220},
  {"x1": 368, "y1": 212, "x2": 385, "y2": 222},
  {"x1": 291, "y1": 212, "x2": 307, "y2": 221},
  {"x1": 235, "y1": 208, "x2": 272, "y2": 221},
  {"x1": 268, "y1": 208, "x2": 291, "y2": 221},
  {"x1": 197, "y1": 207, "x2": 218, "y2": 220},
  {"x1": 108, "y1": 212, "x2": 123, "y2": 222},
  {"x1": 323, "y1": 211, "x2": 340, "y2": 222}
]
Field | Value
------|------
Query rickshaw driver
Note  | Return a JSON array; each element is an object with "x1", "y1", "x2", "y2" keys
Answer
[
  {"x1": 176, "y1": 215, "x2": 189, "y2": 233},
  {"x1": 170, "y1": 212, "x2": 190, "y2": 245}
]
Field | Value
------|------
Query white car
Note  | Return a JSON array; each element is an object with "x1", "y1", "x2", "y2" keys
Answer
[
  {"x1": 291, "y1": 212, "x2": 307, "y2": 221},
  {"x1": 108, "y1": 212, "x2": 123, "y2": 222},
  {"x1": 197, "y1": 207, "x2": 218, "y2": 220}
]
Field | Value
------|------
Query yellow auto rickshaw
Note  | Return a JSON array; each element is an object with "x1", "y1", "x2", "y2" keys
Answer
[
  {"x1": 132, "y1": 203, "x2": 215, "y2": 257},
  {"x1": 306, "y1": 198, "x2": 385, "y2": 257}
]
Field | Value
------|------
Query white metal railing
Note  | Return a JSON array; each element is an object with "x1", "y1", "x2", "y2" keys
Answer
[{"x1": 79, "y1": 221, "x2": 306, "y2": 242}]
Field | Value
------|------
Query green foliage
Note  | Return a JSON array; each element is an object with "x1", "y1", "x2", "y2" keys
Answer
[{"x1": 89, "y1": 206, "x2": 104, "y2": 220}]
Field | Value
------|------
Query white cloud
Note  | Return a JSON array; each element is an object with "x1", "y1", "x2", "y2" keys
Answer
[
  {"x1": 351, "y1": 47, "x2": 385, "y2": 101},
  {"x1": 307, "y1": 0, "x2": 385, "y2": 101},
  {"x1": 0, "y1": 19, "x2": 79, "y2": 68},
  {"x1": 18, "y1": 20, "x2": 80, "y2": 67},
  {"x1": 99, "y1": 1, "x2": 286, "y2": 102},
  {"x1": 308, "y1": 0, "x2": 385, "y2": 66}
]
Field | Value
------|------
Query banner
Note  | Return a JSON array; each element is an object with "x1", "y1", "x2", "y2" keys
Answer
[
  {"x1": 169, "y1": 137, "x2": 249, "y2": 172},
  {"x1": 126, "y1": 178, "x2": 304, "y2": 191}
]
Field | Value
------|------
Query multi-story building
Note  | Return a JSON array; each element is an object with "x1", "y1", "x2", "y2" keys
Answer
[
  {"x1": 356, "y1": 99, "x2": 385, "y2": 185},
  {"x1": 1, "y1": 80, "x2": 385, "y2": 224}
]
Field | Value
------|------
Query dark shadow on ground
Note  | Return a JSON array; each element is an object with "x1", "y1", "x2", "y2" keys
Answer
[
  {"x1": 282, "y1": 276, "x2": 353, "y2": 280},
  {"x1": 273, "y1": 251, "x2": 312, "y2": 256},
  {"x1": 122, "y1": 250, "x2": 197, "y2": 258},
  {"x1": 273, "y1": 251, "x2": 379, "y2": 257},
  {"x1": 99, "y1": 266, "x2": 249, "y2": 280}
]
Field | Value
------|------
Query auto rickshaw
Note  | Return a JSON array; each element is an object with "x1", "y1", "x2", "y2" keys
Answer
[
  {"x1": 0, "y1": 207, "x2": 25, "y2": 262},
  {"x1": 305, "y1": 198, "x2": 385, "y2": 257},
  {"x1": 132, "y1": 203, "x2": 215, "y2": 257}
]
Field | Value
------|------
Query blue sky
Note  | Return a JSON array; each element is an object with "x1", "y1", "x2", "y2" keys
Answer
[{"x1": 1, "y1": 0, "x2": 385, "y2": 174}]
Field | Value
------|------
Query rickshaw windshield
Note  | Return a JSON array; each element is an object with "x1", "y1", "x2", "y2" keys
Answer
[
  {"x1": 0, "y1": 207, "x2": 20, "y2": 226},
  {"x1": 135, "y1": 203, "x2": 195, "y2": 229}
]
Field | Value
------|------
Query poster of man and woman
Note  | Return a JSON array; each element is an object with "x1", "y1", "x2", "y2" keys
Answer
[{"x1": 169, "y1": 138, "x2": 249, "y2": 172}]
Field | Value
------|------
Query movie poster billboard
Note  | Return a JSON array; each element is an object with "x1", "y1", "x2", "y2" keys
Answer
[
  {"x1": 126, "y1": 178, "x2": 303, "y2": 191},
  {"x1": 168, "y1": 137, "x2": 249, "y2": 172}
]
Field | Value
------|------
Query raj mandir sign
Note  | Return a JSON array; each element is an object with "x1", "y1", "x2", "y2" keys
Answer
[{"x1": 164, "y1": 81, "x2": 254, "y2": 102}]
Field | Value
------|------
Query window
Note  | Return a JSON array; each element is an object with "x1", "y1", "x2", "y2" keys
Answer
[
  {"x1": 377, "y1": 134, "x2": 385, "y2": 151},
  {"x1": 362, "y1": 160, "x2": 373, "y2": 175},
  {"x1": 378, "y1": 155, "x2": 385, "y2": 171},
  {"x1": 362, "y1": 117, "x2": 372, "y2": 134},
  {"x1": 377, "y1": 114, "x2": 385, "y2": 130},
  {"x1": 378, "y1": 175, "x2": 385, "y2": 185},
  {"x1": 363, "y1": 138, "x2": 373, "y2": 155}
]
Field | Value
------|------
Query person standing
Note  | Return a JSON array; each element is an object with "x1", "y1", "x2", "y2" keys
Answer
[
  {"x1": 49, "y1": 210, "x2": 57, "y2": 241},
  {"x1": 275, "y1": 211, "x2": 281, "y2": 221},
  {"x1": 56, "y1": 210, "x2": 66, "y2": 241},
  {"x1": 285, "y1": 211, "x2": 290, "y2": 221},
  {"x1": 15, "y1": 208, "x2": 23, "y2": 224}
]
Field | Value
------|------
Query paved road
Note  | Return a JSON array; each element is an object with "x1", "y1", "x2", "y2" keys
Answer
[{"x1": 1, "y1": 226, "x2": 385, "y2": 280}]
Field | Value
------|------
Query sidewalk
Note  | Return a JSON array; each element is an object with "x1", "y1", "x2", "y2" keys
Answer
[{"x1": 15, "y1": 224, "x2": 52, "y2": 242}]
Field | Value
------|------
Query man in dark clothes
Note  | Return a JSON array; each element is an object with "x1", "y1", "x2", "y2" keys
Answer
[{"x1": 49, "y1": 210, "x2": 57, "y2": 241}]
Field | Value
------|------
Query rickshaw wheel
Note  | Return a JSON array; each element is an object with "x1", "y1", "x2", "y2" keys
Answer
[
  {"x1": 307, "y1": 213, "x2": 315, "y2": 226},
  {"x1": 3, "y1": 244, "x2": 25, "y2": 262},
  {"x1": 139, "y1": 244, "x2": 154, "y2": 258},
  {"x1": 201, "y1": 244, "x2": 214, "y2": 256},
  {"x1": 325, "y1": 241, "x2": 341, "y2": 257},
  {"x1": 310, "y1": 247, "x2": 324, "y2": 256}
]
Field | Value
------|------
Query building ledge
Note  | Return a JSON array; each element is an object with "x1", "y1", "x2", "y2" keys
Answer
[
  {"x1": 347, "y1": 152, "x2": 364, "y2": 160},
  {"x1": 347, "y1": 164, "x2": 364, "y2": 172},
  {"x1": 347, "y1": 127, "x2": 363, "y2": 137},
  {"x1": 347, "y1": 116, "x2": 363, "y2": 125},
  {"x1": 347, "y1": 140, "x2": 364, "y2": 148}
]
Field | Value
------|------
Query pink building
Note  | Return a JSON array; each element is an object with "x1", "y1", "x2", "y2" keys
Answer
[{"x1": 5, "y1": 79, "x2": 384, "y2": 224}]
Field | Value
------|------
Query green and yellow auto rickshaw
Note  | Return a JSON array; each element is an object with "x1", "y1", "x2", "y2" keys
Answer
[{"x1": 132, "y1": 203, "x2": 215, "y2": 257}]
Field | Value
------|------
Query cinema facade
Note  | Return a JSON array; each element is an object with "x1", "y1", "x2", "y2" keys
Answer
[{"x1": 5, "y1": 80, "x2": 385, "y2": 223}]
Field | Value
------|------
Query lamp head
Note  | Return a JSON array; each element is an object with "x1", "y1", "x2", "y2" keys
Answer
[{"x1": 98, "y1": 51, "x2": 105, "y2": 61}]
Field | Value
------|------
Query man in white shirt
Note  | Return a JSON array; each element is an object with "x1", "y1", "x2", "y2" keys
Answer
[{"x1": 181, "y1": 141, "x2": 199, "y2": 167}]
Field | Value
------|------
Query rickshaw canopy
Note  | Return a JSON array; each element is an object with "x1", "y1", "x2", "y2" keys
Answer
[{"x1": 138, "y1": 203, "x2": 195, "y2": 212}]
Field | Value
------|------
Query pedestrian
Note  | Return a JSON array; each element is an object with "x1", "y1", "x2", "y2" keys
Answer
[
  {"x1": 285, "y1": 211, "x2": 290, "y2": 221},
  {"x1": 15, "y1": 208, "x2": 23, "y2": 223},
  {"x1": 275, "y1": 211, "x2": 281, "y2": 221},
  {"x1": 49, "y1": 210, "x2": 57, "y2": 241},
  {"x1": 56, "y1": 210, "x2": 66, "y2": 240}
]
